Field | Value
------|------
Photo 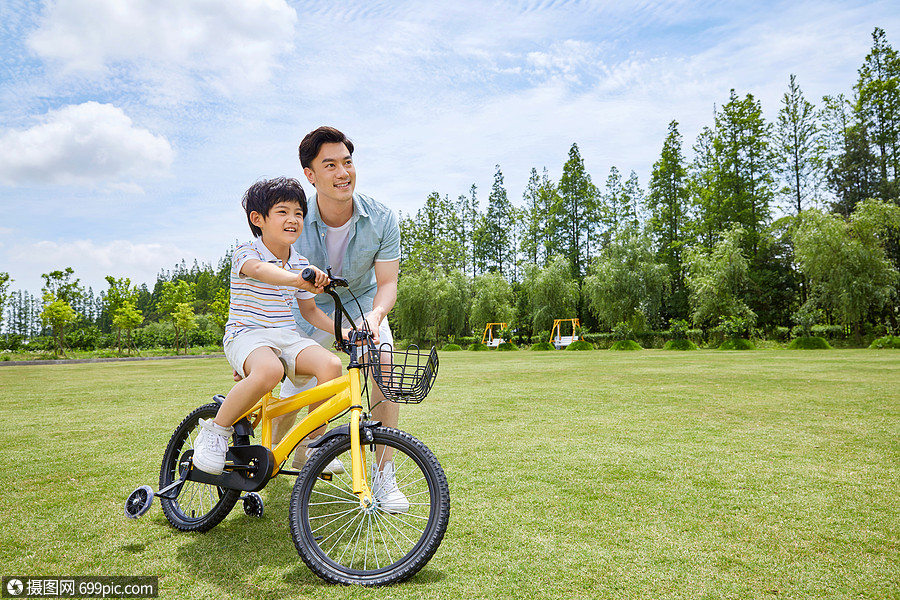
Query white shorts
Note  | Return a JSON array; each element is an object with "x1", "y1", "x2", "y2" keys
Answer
[
  {"x1": 224, "y1": 328, "x2": 319, "y2": 388},
  {"x1": 279, "y1": 313, "x2": 393, "y2": 398}
]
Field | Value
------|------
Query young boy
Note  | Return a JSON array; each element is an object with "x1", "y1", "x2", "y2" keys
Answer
[{"x1": 192, "y1": 177, "x2": 343, "y2": 475}]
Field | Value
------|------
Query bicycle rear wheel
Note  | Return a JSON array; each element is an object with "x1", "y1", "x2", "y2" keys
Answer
[
  {"x1": 159, "y1": 403, "x2": 241, "y2": 532},
  {"x1": 289, "y1": 427, "x2": 450, "y2": 586}
]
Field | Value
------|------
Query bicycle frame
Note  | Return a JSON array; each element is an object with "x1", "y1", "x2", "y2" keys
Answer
[{"x1": 232, "y1": 274, "x2": 375, "y2": 506}]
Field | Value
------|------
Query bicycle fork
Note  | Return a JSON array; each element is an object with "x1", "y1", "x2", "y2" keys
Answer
[{"x1": 348, "y1": 367, "x2": 375, "y2": 509}]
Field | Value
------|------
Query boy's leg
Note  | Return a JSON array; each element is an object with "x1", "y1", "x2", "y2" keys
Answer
[
  {"x1": 215, "y1": 347, "x2": 284, "y2": 427},
  {"x1": 194, "y1": 347, "x2": 283, "y2": 475}
]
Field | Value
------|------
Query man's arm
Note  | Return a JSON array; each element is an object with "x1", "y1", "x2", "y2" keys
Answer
[
  {"x1": 366, "y1": 259, "x2": 399, "y2": 343},
  {"x1": 297, "y1": 297, "x2": 350, "y2": 339}
]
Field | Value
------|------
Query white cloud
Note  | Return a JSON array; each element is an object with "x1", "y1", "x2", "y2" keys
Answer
[
  {"x1": 27, "y1": 0, "x2": 297, "y2": 92},
  {"x1": 0, "y1": 101, "x2": 173, "y2": 185}
]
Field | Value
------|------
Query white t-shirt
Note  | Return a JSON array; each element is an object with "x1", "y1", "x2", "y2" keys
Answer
[{"x1": 325, "y1": 220, "x2": 353, "y2": 276}]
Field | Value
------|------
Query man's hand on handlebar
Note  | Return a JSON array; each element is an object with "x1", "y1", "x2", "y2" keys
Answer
[{"x1": 364, "y1": 313, "x2": 382, "y2": 345}]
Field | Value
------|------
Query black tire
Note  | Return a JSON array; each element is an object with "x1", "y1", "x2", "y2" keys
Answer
[
  {"x1": 289, "y1": 427, "x2": 450, "y2": 586},
  {"x1": 124, "y1": 485, "x2": 154, "y2": 519},
  {"x1": 159, "y1": 403, "x2": 241, "y2": 532},
  {"x1": 242, "y1": 492, "x2": 264, "y2": 518}
]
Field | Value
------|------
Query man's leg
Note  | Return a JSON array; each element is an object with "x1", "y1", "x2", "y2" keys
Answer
[
  {"x1": 271, "y1": 326, "x2": 332, "y2": 445},
  {"x1": 285, "y1": 343, "x2": 344, "y2": 471},
  {"x1": 292, "y1": 344, "x2": 343, "y2": 438}
]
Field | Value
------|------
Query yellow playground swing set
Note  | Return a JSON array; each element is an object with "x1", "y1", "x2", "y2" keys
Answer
[
  {"x1": 481, "y1": 323, "x2": 507, "y2": 347},
  {"x1": 550, "y1": 318, "x2": 580, "y2": 349}
]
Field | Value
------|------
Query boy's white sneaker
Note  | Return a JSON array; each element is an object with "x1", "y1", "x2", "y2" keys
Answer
[
  {"x1": 192, "y1": 419, "x2": 234, "y2": 475},
  {"x1": 292, "y1": 436, "x2": 346, "y2": 474},
  {"x1": 373, "y1": 461, "x2": 409, "y2": 514}
]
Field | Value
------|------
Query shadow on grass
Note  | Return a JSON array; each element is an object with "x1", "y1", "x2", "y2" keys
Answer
[{"x1": 168, "y1": 475, "x2": 447, "y2": 594}]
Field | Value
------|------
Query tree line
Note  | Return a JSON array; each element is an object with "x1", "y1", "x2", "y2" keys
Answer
[
  {"x1": 0, "y1": 259, "x2": 231, "y2": 356},
  {"x1": 2, "y1": 28, "x2": 899, "y2": 354},
  {"x1": 393, "y1": 28, "x2": 900, "y2": 346}
]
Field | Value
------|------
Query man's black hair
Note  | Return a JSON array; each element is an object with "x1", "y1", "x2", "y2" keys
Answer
[{"x1": 298, "y1": 126, "x2": 354, "y2": 169}]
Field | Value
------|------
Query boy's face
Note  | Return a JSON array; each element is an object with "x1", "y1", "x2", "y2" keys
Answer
[
  {"x1": 250, "y1": 200, "x2": 304, "y2": 246},
  {"x1": 303, "y1": 142, "x2": 356, "y2": 205}
]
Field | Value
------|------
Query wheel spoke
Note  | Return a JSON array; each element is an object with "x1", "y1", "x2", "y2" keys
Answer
[
  {"x1": 158, "y1": 405, "x2": 240, "y2": 531},
  {"x1": 291, "y1": 427, "x2": 449, "y2": 585}
]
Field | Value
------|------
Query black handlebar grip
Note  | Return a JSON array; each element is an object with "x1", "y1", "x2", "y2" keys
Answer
[{"x1": 301, "y1": 267, "x2": 317, "y2": 283}]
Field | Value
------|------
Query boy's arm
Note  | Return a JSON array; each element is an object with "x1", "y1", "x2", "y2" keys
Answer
[
  {"x1": 240, "y1": 259, "x2": 325, "y2": 293},
  {"x1": 297, "y1": 297, "x2": 350, "y2": 340}
]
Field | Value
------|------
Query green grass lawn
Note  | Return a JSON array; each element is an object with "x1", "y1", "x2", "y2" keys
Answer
[{"x1": 1, "y1": 350, "x2": 898, "y2": 599}]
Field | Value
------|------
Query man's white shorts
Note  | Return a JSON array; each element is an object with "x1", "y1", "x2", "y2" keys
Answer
[
  {"x1": 279, "y1": 313, "x2": 393, "y2": 398},
  {"x1": 224, "y1": 328, "x2": 319, "y2": 388}
]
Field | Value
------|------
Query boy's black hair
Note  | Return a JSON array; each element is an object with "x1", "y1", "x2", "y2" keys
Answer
[
  {"x1": 298, "y1": 126, "x2": 354, "y2": 169},
  {"x1": 241, "y1": 177, "x2": 307, "y2": 238}
]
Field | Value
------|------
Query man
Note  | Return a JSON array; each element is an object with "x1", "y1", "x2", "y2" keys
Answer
[{"x1": 273, "y1": 127, "x2": 405, "y2": 509}]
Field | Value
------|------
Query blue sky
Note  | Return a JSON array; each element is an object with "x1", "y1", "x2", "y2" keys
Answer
[{"x1": 1, "y1": 0, "x2": 897, "y2": 297}]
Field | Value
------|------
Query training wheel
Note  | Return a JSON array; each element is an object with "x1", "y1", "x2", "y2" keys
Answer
[
  {"x1": 242, "y1": 492, "x2": 264, "y2": 518},
  {"x1": 124, "y1": 485, "x2": 154, "y2": 519}
]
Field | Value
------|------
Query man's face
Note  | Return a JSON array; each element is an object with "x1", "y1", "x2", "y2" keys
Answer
[{"x1": 304, "y1": 142, "x2": 356, "y2": 204}]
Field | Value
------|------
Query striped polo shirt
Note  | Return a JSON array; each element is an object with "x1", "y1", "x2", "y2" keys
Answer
[{"x1": 223, "y1": 239, "x2": 315, "y2": 344}]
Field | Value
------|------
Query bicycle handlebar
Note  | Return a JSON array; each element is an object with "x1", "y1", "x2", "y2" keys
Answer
[{"x1": 301, "y1": 267, "x2": 371, "y2": 355}]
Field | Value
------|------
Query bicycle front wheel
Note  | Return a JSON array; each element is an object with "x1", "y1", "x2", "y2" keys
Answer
[
  {"x1": 159, "y1": 403, "x2": 241, "y2": 532},
  {"x1": 289, "y1": 427, "x2": 450, "y2": 586}
]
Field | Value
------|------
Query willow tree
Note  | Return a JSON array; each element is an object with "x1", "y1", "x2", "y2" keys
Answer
[
  {"x1": 684, "y1": 226, "x2": 756, "y2": 329},
  {"x1": 793, "y1": 200, "x2": 900, "y2": 342},
  {"x1": 583, "y1": 227, "x2": 669, "y2": 330}
]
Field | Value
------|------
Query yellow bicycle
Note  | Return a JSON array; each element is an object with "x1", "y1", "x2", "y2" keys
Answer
[{"x1": 125, "y1": 270, "x2": 448, "y2": 586}]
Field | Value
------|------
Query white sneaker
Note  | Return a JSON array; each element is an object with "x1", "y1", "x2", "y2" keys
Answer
[
  {"x1": 192, "y1": 419, "x2": 234, "y2": 475},
  {"x1": 373, "y1": 461, "x2": 409, "y2": 514},
  {"x1": 292, "y1": 436, "x2": 346, "y2": 474}
]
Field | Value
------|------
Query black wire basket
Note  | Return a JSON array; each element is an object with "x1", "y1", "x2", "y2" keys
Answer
[{"x1": 365, "y1": 343, "x2": 439, "y2": 404}]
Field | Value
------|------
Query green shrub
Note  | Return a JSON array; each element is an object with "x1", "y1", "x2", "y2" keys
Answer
[
  {"x1": 565, "y1": 340, "x2": 594, "y2": 351},
  {"x1": 772, "y1": 326, "x2": 790, "y2": 343},
  {"x1": 793, "y1": 304, "x2": 823, "y2": 338},
  {"x1": 687, "y1": 328, "x2": 704, "y2": 345},
  {"x1": 609, "y1": 340, "x2": 642, "y2": 351},
  {"x1": 530, "y1": 342, "x2": 555, "y2": 351},
  {"x1": 869, "y1": 335, "x2": 900, "y2": 349},
  {"x1": 663, "y1": 339, "x2": 698, "y2": 351},
  {"x1": 788, "y1": 336, "x2": 832, "y2": 350},
  {"x1": 469, "y1": 342, "x2": 489, "y2": 351},
  {"x1": 669, "y1": 319, "x2": 690, "y2": 341},
  {"x1": 497, "y1": 342, "x2": 517, "y2": 351},
  {"x1": 441, "y1": 343, "x2": 462, "y2": 351},
  {"x1": 718, "y1": 338, "x2": 756, "y2": 350},
  {"x1": 720, "y1": 315, "x2": 754, "y2": 340},
  {"x1": 811, "y1": 324, "x2": 848, "y2": 340},
  {"x1": 612, "y1": 322, "x2": 634, "y2": 341},
  {"x1": 0, "y1": 335, "x2": 25, "y2": 351}
]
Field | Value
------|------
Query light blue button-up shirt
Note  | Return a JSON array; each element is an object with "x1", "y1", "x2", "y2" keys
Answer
[{"x1": 291, "y1": 192, "x2": 400, "y2": 335}]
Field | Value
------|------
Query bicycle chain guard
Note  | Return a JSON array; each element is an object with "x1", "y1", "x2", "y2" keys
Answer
[{"x1": 180, "y1": 445, "x2": 276, "y2": 492}]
